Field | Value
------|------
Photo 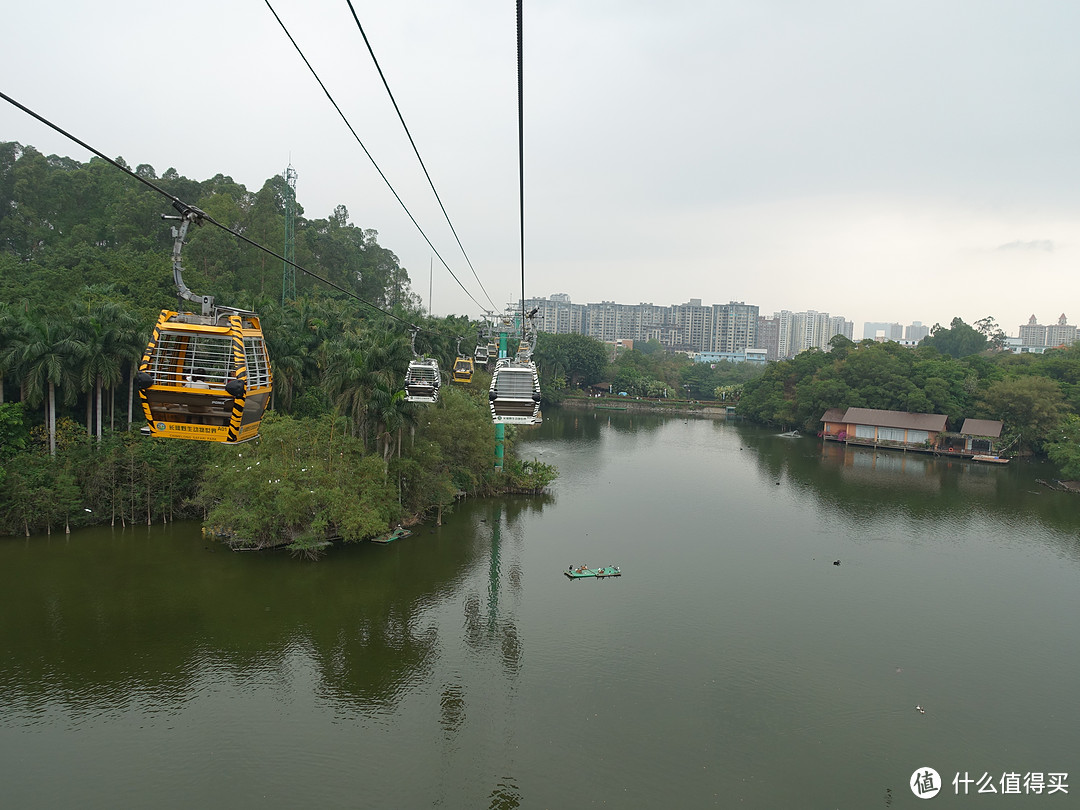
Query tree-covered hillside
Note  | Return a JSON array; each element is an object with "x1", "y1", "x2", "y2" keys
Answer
[
  {"x1": 0, "y1": 142, "x2": 554, "y2": 543},
  {"x1": 0, "y1": 141, "x2": 417, "y2": 319}
]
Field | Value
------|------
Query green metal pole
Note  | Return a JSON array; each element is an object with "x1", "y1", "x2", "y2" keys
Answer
[
  {"x1": 494, "y1": 328, "x2": 509, "y2": 472},
  {"x1": 495, "y1": 423, "x2": 505, "y2": 471}
]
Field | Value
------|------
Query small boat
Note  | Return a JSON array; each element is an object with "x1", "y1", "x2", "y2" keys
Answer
[
  {"x1": 778, "y1": 430, "x2": 801, "y2": 438},
  {"x1": 564, "y1": 565, "x2": 621, "y2": 579},
  {"x1": 972, "y1": 454, "x2": 1009, "y2": 464},
  {"x1": 371, "y1": 526, "x2": 413, "y2": 544}
]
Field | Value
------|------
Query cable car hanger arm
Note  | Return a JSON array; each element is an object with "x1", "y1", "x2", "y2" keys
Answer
[{"x1": 162, "y1": 202, "x2": 214, "y2": 316}]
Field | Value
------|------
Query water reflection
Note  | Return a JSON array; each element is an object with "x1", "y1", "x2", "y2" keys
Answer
[
  {"x1": 0, "y1": 497, "x2": 533, "y2": 722},
  {"x1": 4, "y1": 411, "x2": 1080, "y2": 808},
  {"x1": 733, "y1": 424, "x2": 1080, "y2": 561},
  {"x1": 536, "y1": 404, "x2": 669, "y2": 440}
]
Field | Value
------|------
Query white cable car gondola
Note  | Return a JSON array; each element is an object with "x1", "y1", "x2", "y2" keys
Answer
[
  {"x1": 404, "y1": 328, "x2": 440, "y2": 403},
  {"x1": 489, "y1": 310, "x2": 542, "y2": 424},
  {"x1": 474, "y1": 328, "x2": 489, "y2": 364},
  {"x1": 405, "y1": 358, "x2": 441, "y2": 403},
  {"x1": 135, "y1": 205, "x2": 272, "y2": 444},
  {"x1": 488, "y1": 357, "x2": 541, "y2": 424}
]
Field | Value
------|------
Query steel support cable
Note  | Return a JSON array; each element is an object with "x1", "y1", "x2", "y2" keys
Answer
[
  {"x1": 263, "y1": 0, "x2": 486, "y2": 315},
  {"x1": 0, "y1": 89, "x2": 419, "y2": 330},
  {"x1": 517, "y1": 0, "x2": 526, "y2": 329},
  {"x1": 344, "y1": 0, "x2": 498, "y2": 314}
]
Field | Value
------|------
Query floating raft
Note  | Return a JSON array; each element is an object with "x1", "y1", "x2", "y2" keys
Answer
[
  {"x1": 565, "y1": 565, "x2": 621, "y2": 579},
  {"x1": 371, "y1": 527, "x2": 412, "y2": 544}
]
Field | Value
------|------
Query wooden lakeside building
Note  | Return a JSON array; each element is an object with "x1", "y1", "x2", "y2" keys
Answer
[{"x1": 820, "y1": 407, "x2": 1006, "y2": 461}]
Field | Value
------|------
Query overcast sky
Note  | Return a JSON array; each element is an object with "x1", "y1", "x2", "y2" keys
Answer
[{"x1": 3, "y1": 1, "x2": 1079, "y2": 339}]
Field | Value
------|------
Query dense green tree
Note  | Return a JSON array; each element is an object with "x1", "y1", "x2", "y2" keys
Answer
[
  {"x1": 973, "y1": 316, "x2": 1008, "y2": 351},
  {"x1": 1027, "y1": 343, "x2": 1080, "y2": 413},
  {"x1": 977, "y1": 375, "x2": 1065, "y2": 453},
  {"x1": 920, "y1": 317, "x2": 988, "y2": 358},
  {"x1": 737, "y1": 339, "x2": 996, "y2": 431},
  {"x1": 534, "y1": 332, "x2": 609, "y2": 389},
  {"x1": 1045, "y1": 414, "x2": 1080, "y2": 479},
  {"x1": 194, "y1": 413, "x2": 398, "y2": 549}
]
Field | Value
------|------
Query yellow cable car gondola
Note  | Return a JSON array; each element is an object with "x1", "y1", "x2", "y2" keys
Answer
[
  {"x1": 451, "y1": 338, "x2": 474, "y2": 383},
  {"x1": 135, "y1": 205, "x2": 272, "y2": 444},
  {"x1": 453, "y1": 356, "x2": 475, "y2": 383}
]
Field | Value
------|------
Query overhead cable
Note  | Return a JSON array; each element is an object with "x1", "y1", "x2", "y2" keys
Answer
[
  {"x1": 517, "y1": 0, "x2": 527, "y2": 328},
  {"x1": 263, "y1": 0, "x2": 487, "y2": 315},
  {"x1": 344, "y1": 0, "x2": 498, "y2": 314}
]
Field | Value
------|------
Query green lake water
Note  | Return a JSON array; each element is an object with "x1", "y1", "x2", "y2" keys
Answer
[{"x1": 1, "y1": 409, "x2": 1078, "y2": 808}]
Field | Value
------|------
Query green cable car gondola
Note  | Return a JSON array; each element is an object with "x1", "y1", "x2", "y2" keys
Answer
[{"x1": 135, "y1": 204, "x2": 272, "y2": 444}]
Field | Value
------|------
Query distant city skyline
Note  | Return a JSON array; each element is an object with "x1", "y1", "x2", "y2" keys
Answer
[
  {"x1": 520, "y1": 293, "x2": 1072, "y2": 343},
  {"x1": 517, "y1": 293, "x2": 1077, "y2": 354},
  {"x1": 5, "y1": 3, "x2": 1078, "y2": 341}
]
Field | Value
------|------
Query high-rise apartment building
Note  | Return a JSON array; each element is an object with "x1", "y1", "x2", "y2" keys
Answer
[
  {"x1": 765, "y1": 310, "x2": 852, "y2": 358},
  {"x1": 528, "y1": 296, "x2": 586, "y2": 335},
  {"x1": 829, "y1": 316, "x2": 854, "y2": 342},
  {"x1": 863, "y1": 321, "x2": 904, "y2": 341},
  {"x1": 1020, "y1": 314, "x2": 1077, "y2": 349},
  {"x1": 905, "y1": 321, "x2": 930, "y2": 341},
  {"x1": 756, "y1": 315, "x2": 781, "y2": 361},
  {"x1": 518, "y1": 295, "x2": 842, "y2": 359},
  {"x1": 1047, "y1": 314, "x2": 1077, "y2": 348},
  {"x1": 712, "y1": 301, "x2": 759, "y2": 353}
]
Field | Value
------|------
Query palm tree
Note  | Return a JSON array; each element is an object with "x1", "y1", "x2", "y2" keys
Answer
[
  {"x1": 322, "y1": 332, "x2": 371, "y2": 441},
  {"x1": 0, "y1": 302, "x2": 15, "y2": 405},
  {"x1": 14, "y1": 311, "x2": 79, "y2": 455},
  {"x1": 362, "y1": 327, "x2": 412, "y2": 454},
  {"x1": 71, "y1": 301, "x2": 138, "y2": 442},
  {"x1": 370, "y1": 371, "x2": 408, "y2": 466},
  {"x1": 265, "y1": 296, "x2": 342, "y2": 413}
]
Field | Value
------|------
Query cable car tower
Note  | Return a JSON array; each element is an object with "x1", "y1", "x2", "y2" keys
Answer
[{"x1": 282, "y1": 165, "x2": 297, "y2": 305}]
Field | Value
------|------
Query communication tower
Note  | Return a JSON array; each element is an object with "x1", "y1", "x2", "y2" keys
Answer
[{"x1": 281, "y1": 165, "x2": 298, "y2": 305}]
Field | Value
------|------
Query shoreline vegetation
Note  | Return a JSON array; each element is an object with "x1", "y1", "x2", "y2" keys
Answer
[{"x1": 0, "y1": 401, "x2": 558, "y2": 552}]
